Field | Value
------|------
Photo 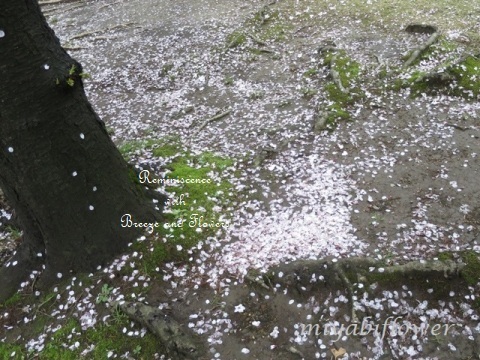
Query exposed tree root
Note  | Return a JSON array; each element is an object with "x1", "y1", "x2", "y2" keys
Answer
[
  {"x1": 0, "y1": 240, "x2": 44, "y2": 303},
  {"x1": 246, "y1": 32, "x2": 267, "y2": 46},
  {"x1": 403, "y1": 30, "x2": 440, "y2": 68},
  {"x1": 267, "y1": 256, "x2": 468, "y2": 324},
  {"x1": 330, "y1": 54, "x2": 349, "y2": 94},
  {"x1": 245, "y1": 273, "x2": 271, "y2": 290},
  {"x1": 113, "y1": 301, "x2": 205, "y2": 360},
  {"x1": 444, "y1": 123, "x2": 470, "y2": 131},
  {"x1": 333, "y1": 262, "x2": 359, "y2": 323},
  {"x1": 253, "y1": 135, "x2": 299, "y2": 166}
]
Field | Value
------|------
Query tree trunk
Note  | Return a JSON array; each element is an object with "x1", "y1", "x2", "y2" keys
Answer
[{"x1": 0, "y1": 0, "x2": 164, "y2": 301}]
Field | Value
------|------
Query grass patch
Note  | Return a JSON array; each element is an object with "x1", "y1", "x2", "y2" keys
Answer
[
  {"x1": 4, "y1": 225, "x2": 22, "y2": 241},
  {"x1": 437, "y1": 251, "x2": 455, "y2": 262},
  {"x1": 303, "y1": 68, "x2": 318, "y2": 78},
  {"x1": 0, "y1": 344, "x2": 24, "y2": 360}
]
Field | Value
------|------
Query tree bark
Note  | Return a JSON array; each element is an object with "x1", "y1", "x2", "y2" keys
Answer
[{"x1": 0, "y1": 0, "x2": 164, "y2": 301}]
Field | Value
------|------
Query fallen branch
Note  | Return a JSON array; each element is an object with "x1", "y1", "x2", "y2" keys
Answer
[{"x1": 403, "y1": 31, "x2": 440, "y2": 68}]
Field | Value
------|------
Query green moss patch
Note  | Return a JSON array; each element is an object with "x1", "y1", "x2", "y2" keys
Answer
[
  {"x1": 118, "y1": 136, "x2": 181, "y2": 159},
  {"x1": 0, "y1": 139, "x2": 236, "y2": 359},
  {"x1": 393, "y1": 37, "x2": 479, "y2": 99},
  {"x1": 399, "y1": 55, "x2": 480, "y2": 99},
  {"x1": 449, "y1": 55, "x2": 480, "y2": 98},
  {"x1": 0, "y1": 317, "x2": 162, "y2": 360},
  {"x1": 319, "y1": 49, "x2": 363, "y2": 129},
  {"x1": 226, "y1": 31, "x2": 247, "y2": 48},
  {"x1": 461, "y1": 251, "x2": 480, "y2": 286},
  {"x1": 130, "y1": 145, "x2": 235, "y2": 275}
]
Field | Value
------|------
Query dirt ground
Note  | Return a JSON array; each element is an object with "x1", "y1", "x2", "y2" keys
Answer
[{"x1": 1, "y1": 0, "x2": 480, "y2": 359}]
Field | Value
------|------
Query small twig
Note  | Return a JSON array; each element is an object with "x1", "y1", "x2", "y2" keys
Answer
[
  {"x1": 44, "y1": 2, "x2": 86, "y2": 14},
  {"x1": 43, "y1": 6, "x2": 60, "y2": 13},
  {"x1": 36, "y1": 293, "x2": 56, "y2": 311},
  {"x1": 295, "y1": 25, "x2": 312, "y2": 34},
  {"x1": 91, "y1": 36, "x2": 116, "y2": 41},
  {"x1": 192, "y1": 109, "x2": 232, "y2": 137},
  {"x1": 69, "y1": 30, "x2": 98, "y2": 41},
  {"x1": 63, "y1": 45, "x2": 86, "y2": 51},
  {"x1": 251, "y1": 48, "x2": 274, "y2": 54},
  {"x1": 445, "y1": 123, "x2": 469, "y2": 131}
]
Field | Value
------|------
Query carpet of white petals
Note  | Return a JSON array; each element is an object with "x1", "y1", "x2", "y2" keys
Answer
[{"x1": 1, "y1": 0, "x2": 480, "y2": 359}]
